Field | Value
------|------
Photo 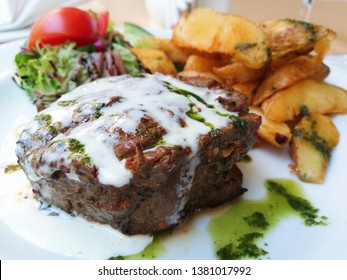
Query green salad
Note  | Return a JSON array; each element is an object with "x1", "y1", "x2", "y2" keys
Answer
[{"x1": 13, "y1": 7, "x2": 152, "y2": 110}]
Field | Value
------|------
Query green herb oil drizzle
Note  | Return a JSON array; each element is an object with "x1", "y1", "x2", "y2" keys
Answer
[
  {"x1": 209, "y1": 178, "x2": 327, "y2": 260},
  {"x1": 34, "y1": 113, "x2": 57, "y2": 135},
  {"x1": 293, "y1": 117, "x2": 332, "y2": 160},
  {"x1": 110, "y1": 178, "x2": 326, "y2": 260},
  {"x1": 55, "y1": 138, "x2": 92, "y2": 165},
  {"x1": 109, "y1": 229, "x2": 172, "y2": 260},
  {"x1": 4, "y1": 164, "x2": 22, "y2": 174},
  {"x1": 163, "y1": 81, "x2": 248, "y2": 134}
]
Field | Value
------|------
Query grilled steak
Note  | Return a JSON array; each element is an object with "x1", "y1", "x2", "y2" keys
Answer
[{"x1": 16, "y1": 73, "x2": 261, "y2": 235}]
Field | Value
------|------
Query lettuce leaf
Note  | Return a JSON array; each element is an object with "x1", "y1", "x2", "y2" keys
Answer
[
  {"x1": 14, "y1": 42, "x2": 90, "y2": 105},
  {"x1": 112, "y1": 43, "x2": 141, "y2": 76},
  {"x1": 14, "y1": 36, "x2": 143, "y2": 108}
]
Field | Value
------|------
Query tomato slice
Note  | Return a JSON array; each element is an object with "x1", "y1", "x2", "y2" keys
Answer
[
  {"x1": 28, "y1": 7, "x2": 98, "y2": 50},
  {"x1": 96, "y1": 11, "x2": 109, "y2": 36}
]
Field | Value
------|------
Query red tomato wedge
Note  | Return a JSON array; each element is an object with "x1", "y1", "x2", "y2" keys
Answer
[
  {"x1": 96, "y1": 11, "x2": 109, "y2": 36},
  {"x1": 28, "y1": 7, "x2": 98, "y2": 50}
]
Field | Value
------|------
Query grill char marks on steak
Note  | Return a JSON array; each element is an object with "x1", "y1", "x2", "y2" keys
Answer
[
  {"x1": 179, "y1": 75, "x2": 249, "y2": 113},
  {"x1": 16, "y1": 74, "x2": 261, "y2": 235},
  {"x1": 113, "y1": 114, "x2": 167, "y2": 160}
]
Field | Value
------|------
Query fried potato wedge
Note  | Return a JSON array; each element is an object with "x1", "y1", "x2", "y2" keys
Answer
[
  {"x1": 213, "y1": 63, "x2": 265, "y2": 85},
  {"x1": 177, "y1": 70, "x2": 223, "y2": 83},
  {"x1": 259, "y1": 18, "x2": 336, "y2": 58},
  {"x1": 253, "y1": 55, "x2": 330, "y2": 105},
  {"x1": 135, "y1": 37, "x2": 190, "y2": 64},
  {"x1": 184, "y1": 55, "x2": 227, "y2": 72},
  {"x1": 172, "y1": 8, "x2": 270, "y2": 69},
  {"x1": 261, "y1": 79, "x2": 347, "y2": 122},
  {"x1": 131, "y1": 48, "x2": 177, "y2": 75},
  {"x1": 291, "y1": 113, "x2": 339, "y2": 183},
  {"x1": 249, "y1": 106, "x2": 291, "y2": 147},
  {"x1": 313, "y1": 37, "x2": 331, "y2": 64}
]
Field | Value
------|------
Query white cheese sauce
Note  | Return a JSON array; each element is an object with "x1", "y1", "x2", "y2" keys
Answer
[
  {"x1": 0, "y1": 171, "x2": 153, "y2": 259},
  {"x1": 60, "y1": 118, "x2": 132, "y2": 187},
  {"x1": 8, "y1": 74, "x2": 241, "y2": 258},
  {"x1": 0, "y1": 121, "x2": 152, "y2": 259},
  {"x1": 17, "y1": 73, "x2": 237, "y2": 188}
]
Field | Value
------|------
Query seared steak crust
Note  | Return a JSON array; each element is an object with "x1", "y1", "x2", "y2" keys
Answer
[{"x1": 16, "y1": 74, "x2": 261, "y2": 235}]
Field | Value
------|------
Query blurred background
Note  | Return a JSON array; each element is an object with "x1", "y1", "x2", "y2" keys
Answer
[
  {"x1": 83, "y1": 0, "x2": 347, "y2": 54},
  {"x1": 1, "y1": 0, "x2": 346, "y2": 54}
]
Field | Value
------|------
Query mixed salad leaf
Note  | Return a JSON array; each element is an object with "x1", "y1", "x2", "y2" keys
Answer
[{"x1": 13, "y1": 7, "x2": 152, "y2": 110}]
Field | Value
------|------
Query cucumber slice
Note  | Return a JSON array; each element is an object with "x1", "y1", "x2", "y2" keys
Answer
[{"x1": 123, "y1": 22, "x2": 153, "y2": 46}]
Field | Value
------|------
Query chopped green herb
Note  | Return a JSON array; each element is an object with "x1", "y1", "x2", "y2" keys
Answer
[
  {"x1": 235, "y1": 43, "x2": 258, "y2": 51},
  {"x1": 61, "y1": 138, "x2": 92, "y2": 165},
  {"x1": 293, "y1": 119, "x2": 332, "y2": 160},
  {"x1": 186, "y1": 103, "x2": 215, "y2": 129},
  {"x1": 67, "y1": 139, "x2": 85, "y2": 153},
  {"x1": 146, "y1": 137, "x2": 168, "y2": 149},
  {"x1": 209, "y1": 178, "x2": 327, "y2": 260},
  {"x1": 93, "y1": 103, "x2": 105, "y2": 119},
  {"x1": 58, "y1": 100, "x2": 78, "y2": 107},
  {"x1": 217, "y1": 232, "x2": 268, "y2": 260},
  {"x1": 286, "y1": 19, "x2": 316, "y2": 43},
  {"x1": 4, "y1": 164, "x2": 22, "y2": 174},
  {"x1": 210, "y1": 128, "x2": 222, "y2": 138},
  {"x1": 163, "y1": 81, "x2": 214, "y2": 108},
  {"x1": 34, "y1": 114, "x2": 58, "y2": 135},
  {"x1": 94, "y1": 111, "x2": 103, "y2": 119},
  {"x1": 109, "y1": 256, "x2": 125, "y2": 260},
  {"x1": 109, "y1": 228, "x2": 172, "y2": 260},
  {"x1": 300, "y1": 105, "x2": 309, "y2": 116},
  {"x1": 266, "y1": 179, "x2": 327, "y2": 226},
  {"x1": 243, "y1": 212, "x2": 269, "y2": 229},
  {"x1": 35, "y1": 114, "x2": 52, "y2": 125},
  {"x1": 163, "y1": 81, "x2": 248, "y2": 134},
  {"x1": 240, "y1": 154, "x2": 252, "y2": 163},
  {"x1": 287, "y1": 19, "x2": 315, "y2": 32},
  {"x1": 229, "y1": 115, "x2": 248, "y2": 135}
]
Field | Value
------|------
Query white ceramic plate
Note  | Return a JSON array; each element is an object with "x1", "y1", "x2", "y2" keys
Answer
[{"x1": 1, "y1": 40, "x2": 347, "y2": 260}]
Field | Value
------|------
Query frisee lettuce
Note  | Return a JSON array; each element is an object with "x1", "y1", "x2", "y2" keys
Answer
[
  {"x1": 112, "y1": 43, "x2": 141, "y2": 76},
  {"x1": 14, "y1": 42, "x2": 91, "y2": 104},
  {"x1": 14, "y1": 39, "x2": 142, "y2": 107}
]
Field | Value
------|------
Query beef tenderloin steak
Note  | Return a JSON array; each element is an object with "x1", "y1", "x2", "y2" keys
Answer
[{"x1": 16, "y1": 73, "x2": 261, "y2": 235}]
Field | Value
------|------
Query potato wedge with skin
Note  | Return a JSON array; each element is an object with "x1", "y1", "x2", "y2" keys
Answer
[
  {"x1": 172, "y1": 8, "x2": 270, "y2": 69},
  {"x1": 270, "y1": 47, "x2": 313, "y2": 68},
  {"x1": 291, "y1": 113, "x2": 339, "y2": 183},
  {"x1": 262, "y1": 79, "x2": 347, "y2": 122},
  {"x1": 135, "y1": 37, "x2": 190, "y2": 64},
  {"x1": 259, "y1": 18, "x2": 336, "y2": 58},
  {"x1": 313, "y1": 37, "x2": 331, "y2": 64},
  {"x1": 253, "y1": 55, "x2": 330, "y2": 105},
  {"x1": 184, "y1": 55, "x2": 227, "y2": 72},
  {"x1": 249, "y1": 106, "x2": 291, "y2": 147},
  {"x1": 131, "y1": 48, "x2": 177, "y2": 75},
  {"x1": 213, "y1": 63, "x2": 265, "y2": 85}
]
